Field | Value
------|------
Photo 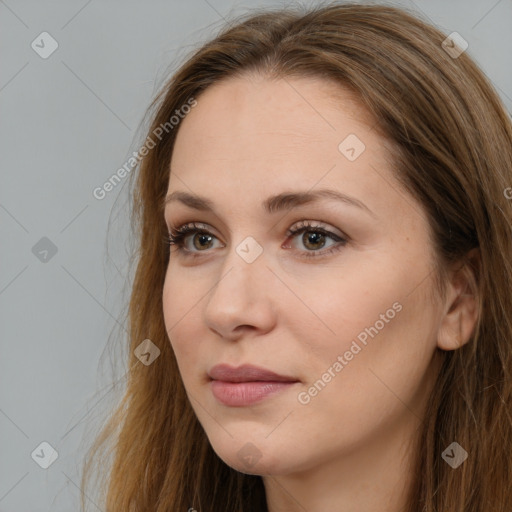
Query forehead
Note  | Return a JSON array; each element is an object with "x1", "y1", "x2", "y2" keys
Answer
[
  {"x1": 175, "y1": 74, "x2": 373, "y2": 142},
  {"x1": 166, "y1": 75, "x2": 414, "y2": 222},
  {"x1": 170, "y1": 75, "x2": 386, "y2": 170}
]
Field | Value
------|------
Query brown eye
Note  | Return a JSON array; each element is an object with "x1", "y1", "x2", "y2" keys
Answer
[
  {"x1": 301, "y1": 231, "x2": 327, "y2": 250},
  {"x1": 285, "y1": 221, "x2": 348, "y2": 259},
  {"x1": 168, "y1": 220, "x2": 347, "y2": 260},
  {"x1": 192, "y1": 233, "x2": 215, "y2": 250}
]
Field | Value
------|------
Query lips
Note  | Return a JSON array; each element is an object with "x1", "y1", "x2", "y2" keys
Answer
[
  {"x1": 208, "y1": 363, "x2": 299, "y2": 383},
  {"x1": 208, "y1": 364, "x2": 300, "y2": 406}
]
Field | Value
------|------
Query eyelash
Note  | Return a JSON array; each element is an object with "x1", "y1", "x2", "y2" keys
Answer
[{"x1": 165, "y1": 220, "x2": 348, "y2": 260}]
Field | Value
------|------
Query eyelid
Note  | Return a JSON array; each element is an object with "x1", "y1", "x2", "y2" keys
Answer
[
  {"x1": 285, "y1": 219, "x2": 346, "y2": 240},
  {"x1": 167, "y1": 220, "x2": 346, "y2": 242},
  {"x1": 166, "y1": 219, "x2": 349, "y2": 260}
]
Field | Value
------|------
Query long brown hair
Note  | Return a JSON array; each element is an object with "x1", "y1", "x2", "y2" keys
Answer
[{"x1": 81, "y1": 2, "x2": 512, "y2": 510}]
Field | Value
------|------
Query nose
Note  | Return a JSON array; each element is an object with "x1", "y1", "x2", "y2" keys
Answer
[{"x1": 203, "y1": 243, "x2": 277, "y2": 341}]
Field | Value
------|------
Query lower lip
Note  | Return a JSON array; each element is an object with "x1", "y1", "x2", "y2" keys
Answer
[{"x1": 210, "y1": 380, "x2": 298, "y2": 406}]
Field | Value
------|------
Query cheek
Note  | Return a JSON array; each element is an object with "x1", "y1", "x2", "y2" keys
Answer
[
  {"x1": 293, "y1": 269, "x2": 400, "y2": 357},
  {"x1": 162, "y1": 268, "x2": 204, "y2": 369},
  {"x1": 297, "y1": 259, "x2": 437, "y2": 386},
  {"x1": 297, "y1": 272, "x2": 438, "y2": 421}
]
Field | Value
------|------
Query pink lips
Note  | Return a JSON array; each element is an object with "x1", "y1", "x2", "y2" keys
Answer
[{"x1": 208, "y1": 364, "x2": 299, "y2": 406}]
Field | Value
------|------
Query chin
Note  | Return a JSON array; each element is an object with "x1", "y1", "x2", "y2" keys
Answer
[{"x1": 209, "y1": 438, "x2": 301, "y2": 476}]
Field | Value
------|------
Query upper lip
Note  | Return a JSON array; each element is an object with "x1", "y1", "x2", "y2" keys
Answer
[{"x1": 208, "y1": 364, "x2": 299, "y2": 383}]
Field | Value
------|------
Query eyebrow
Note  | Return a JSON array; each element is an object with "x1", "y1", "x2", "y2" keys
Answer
[{"x1": 163, "y1": 188, "x2": 376, "y2": 218}]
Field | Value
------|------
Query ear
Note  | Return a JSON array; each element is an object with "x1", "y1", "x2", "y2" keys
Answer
[{"x1": 437, "y1": 248, "x2": 480, "y2": 351}]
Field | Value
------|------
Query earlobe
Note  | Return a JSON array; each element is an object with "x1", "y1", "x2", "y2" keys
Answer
[{"x1": 437, "y1": 249, "x2": 480, "y2": 351}]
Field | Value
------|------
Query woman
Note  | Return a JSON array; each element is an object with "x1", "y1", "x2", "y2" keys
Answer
[{"x1": 81, "y1": 2, "x2": 512, "y2": 511}]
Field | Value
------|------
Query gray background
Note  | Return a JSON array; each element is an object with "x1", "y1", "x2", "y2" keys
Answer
[{"x1": 1, "y1": 0, "x2": 511, "y2": 510}]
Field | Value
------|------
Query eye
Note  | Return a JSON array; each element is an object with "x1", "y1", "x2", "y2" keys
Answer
[
  {"x1": 166, "y1": 222, "x2": 220, "y2": 257},
  {"x1": 166, "y1": 220, "x2": 348, "y2": 260},
  {"x1": 284, "y1": 220, "x2": 348, "y2": 259}
]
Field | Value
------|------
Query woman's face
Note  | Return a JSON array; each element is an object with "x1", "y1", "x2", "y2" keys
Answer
[{"x1": 162, "y1": 74, "x2": 444, "y2": 477}]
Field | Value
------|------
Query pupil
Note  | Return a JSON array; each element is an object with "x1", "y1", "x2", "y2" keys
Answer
[
  {"x1": 194, "y1": 233, "x2": 212, "y2": 250},
  {"x1": 305, "y1": 232, "x2": 324, "y2": 249}
]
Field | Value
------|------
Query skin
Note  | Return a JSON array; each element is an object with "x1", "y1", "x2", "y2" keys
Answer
[{"x1": 162, "y1": 74, "x2": 478, "y2": 512}]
